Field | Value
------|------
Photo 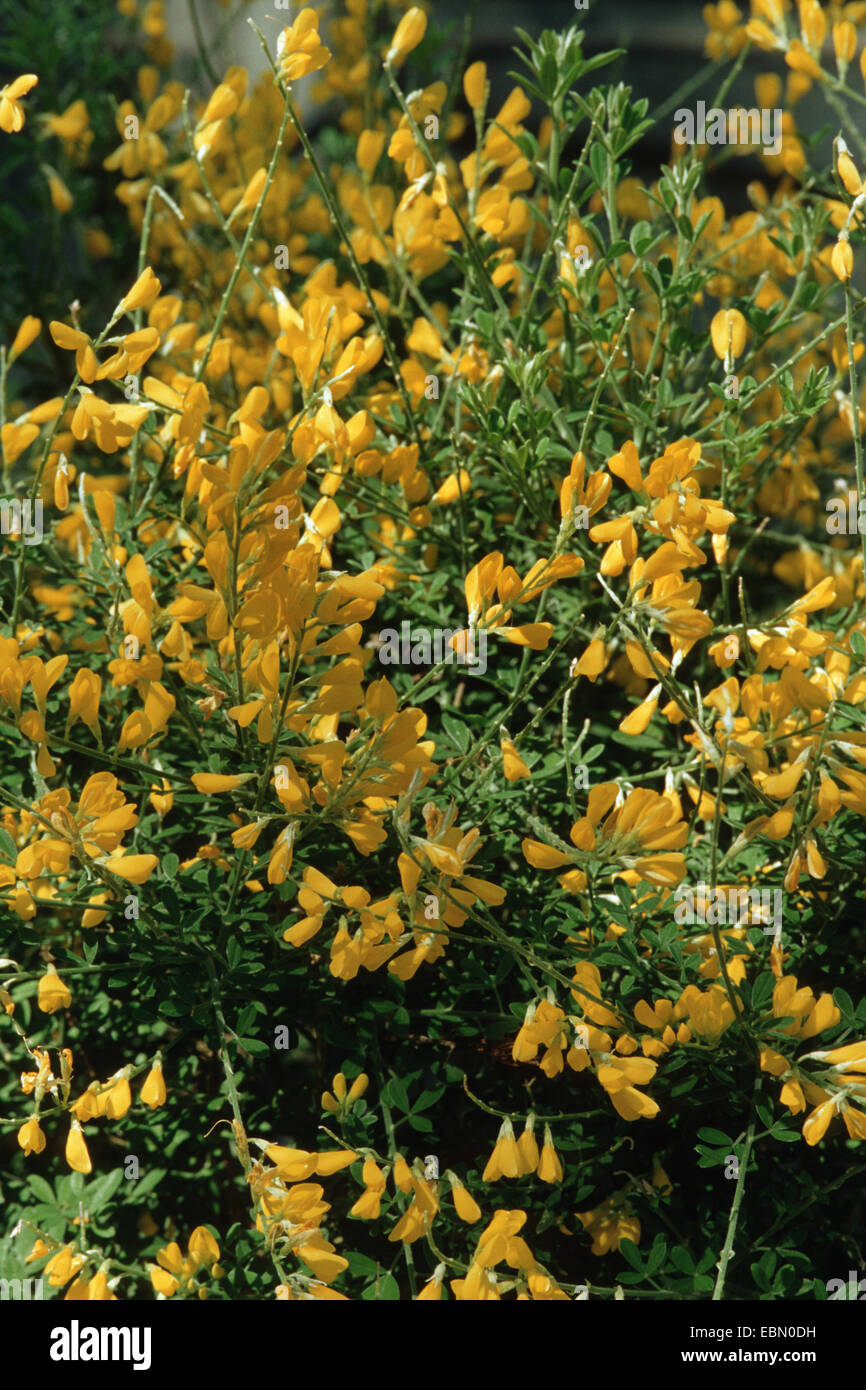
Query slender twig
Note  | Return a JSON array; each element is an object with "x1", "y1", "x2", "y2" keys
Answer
[{"x1": 713, "y1": 1074, "x2": 759, "y2": 1300}]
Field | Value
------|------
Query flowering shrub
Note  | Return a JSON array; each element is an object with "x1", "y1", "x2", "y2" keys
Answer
[{"x1": 1, "y1": 0, "x2": 866, "y2": 1302}]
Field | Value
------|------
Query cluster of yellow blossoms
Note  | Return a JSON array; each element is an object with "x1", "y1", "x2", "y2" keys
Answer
[{"x1": 2, "y1": 0, "x2": 866, "y2": 1299}]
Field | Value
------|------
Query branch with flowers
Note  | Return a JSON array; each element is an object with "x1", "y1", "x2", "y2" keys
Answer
[{"x1": 1, "y1": 0, "x2": 866, "y2": 1306}]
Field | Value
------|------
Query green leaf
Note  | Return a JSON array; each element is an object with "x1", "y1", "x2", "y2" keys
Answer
[
  {"x1": 408, "y1": 1113, "x2": 434, "y2": 1132},
  {"x1": 629, "y1": 221, "x2": 653, "y2": 255},
  {"x1": 82, "y1": 1167, "x2": 125, "y2": 1213},
  {"x1": 589, "y1": 142, "x2": 607, "y2": 192},
  {"x1": 750, "y1": 971, "x2": 775, "y2": 1009},
  {"x1": 696, "y1": 1127, "x2": 732, "y2": 1147},
  {"x1": 606, "y1": 239, "x2": 630, "y2": 260},
  {"x1": 770, "y1": 1127, "x2": 801, "y2": 1143},
  {"x1": 412, "y1": 1086, "x2": 445, "y2": 1112},
  {"x1": 27, "y1": 1175, "x2": 56, "y2": 1205},
  {"x1": 440, "y1": 713, "x2": 470, "y2": 752},
  {"x1": 834, "y1": 987, "x2": 855, "y2": 1021},
  {"x1": 129, "y1": 1167, "x2": 166, "y2": 1199},
  {"x1": 619, "y1": 1237, "x2": 643, "y2": 1272},
  {"x1": 670, "y1": 1245, "x2": 694, "y2": 1275},
  {"x1": 644, "y1": 1236, "x2": 668, "y2": 1277},
  {"x1": 383, "y1": 1078, "x2": 410, "y2": 1112},
  {"x1": 361, "y1": 1271, "x2": 400, "y2": 1300},
  {"x1": 613, "y1": 880, "x2": 633, "y2": 909},
  {"x1": 539, "y1": 52, "x2": 557, "y2": 99}
]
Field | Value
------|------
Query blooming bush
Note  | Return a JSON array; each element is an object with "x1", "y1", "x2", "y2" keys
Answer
[{"x1": 1, "y1": 0, "x2": 866, "y2": 1302}]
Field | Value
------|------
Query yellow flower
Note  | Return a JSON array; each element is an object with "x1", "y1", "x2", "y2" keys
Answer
[
  {"x1": 85, "y1": 1266, "x2": 117, "y2": 1301},
  {"x1": 103, "y1": 853, "x2": 158, "y2": 884},
  {"x1": 149, "y1": 1264, "x2": 179, "y2": 1298},
  {"x1": 799, "y1": 0, "x2": 826, "y2": 52},
  {"x1": 357, "y1": 129, "x2": 385, "y2": 175},
  {"x1": 38, "y1": 966, "x2": 71, "y2": 1014},
  {"x1": 451, "y1": 1181, "x2": 482, "y2": 1223},
  {"x1": 296, "y1": 1234, "x2": 348, "y2": 1281},
  {"x1": 710, "y1": 307, "x2": 747, "y2": 360},
  {"x1": 149, "y1": 779, "x2": 174, "y2": 818},
  {"x1": 841, "y1": 1105, "x2": 866, "y2": 1141},
  {"x1": 574, "y1": 638, "x2": 607, "y2": 681},
  {"x1": 18, "y1": 1115, "x2": 46, "y2": 1156},
  {"x1": 577, "y1": 1196, "x2": 640, "y2": 1255},
  {"x1": 140, "y1": 1059, "x2": 167, "y2": 1108},
  {"x1": 66, "y1": 1118, "x2": 92, "y2": 1174},
  {"x1": 315, "y1": 1149, "x2": 358, "y2": 1175},
  {"x1": 320, "y1": 1071, "x2": 369, "y2": 1114},
  {"x1": 47, "y1": 170, "x2": 73, "y2": 214},
  {"x1": 618, "y1": 693, "x2": 659, "y2": 737},
  {"x1": 831, "y1": 237, "x2": 853, "y2": 282},
  {"x1": 816, "y1": 1041, "x2": 866, "y2": 1067},
  {"x1": 433, "y1": 469, "x2": 471, "y2": 505},
  {"x1": 676, "y1": 983, "x2": 735, "y2": 1044},
  {"x1": 386, "y1": 7, "x2": 428, "y2": 67},
  {"x1": 537, "y1": 1125, "x2": 563, "y2": 1183},
  {"x1": 745, "y1": 19, "x2": 780, "y2": 49},
  {"x1": 276, "y1": 9, "x2": 331, "y2": 82},
  {"x1": 188, "y1": 1226, "x2": 220, "y2": 1268},
  {"x1": 9, "y1": 315, "x2": 41, "y2": 362},
  {"x1": 837, "y1": 144, "x2": 862, "y2": 197},
  {"x1": 43, "y1": 97, "x2": 90, "y2": 148},
  {"x1": 45, "y1": 1244, "x2": 85, "y2": 1287},
  {"x1": 785, "y1": 38, "x2": 825, "y2": 81},
  {"x1": 780, "y1": 1079, "x2": 805, "y2": 1114},
  {"x1": 347, "y1": 1072, "x2": 369, "y2": 1103},
  {"x1": 67, "y1": 669, "x2": 102, "y2": 741},
  {"x1": 482, "y1": 1118, "x2": 520, "y2": 1180},
  {"x1": 0, "y1": 75, "x2": 38, "y2": 133},
  {"x1": 117, "y1": 266, "x2": 162, "y2": 316},
  {"x1": 802, "y1": 1098, "x2": 837, "y2": 1146},
  {"x1": 393, "y1": 1153, "x2": 414, "y2": 1192},
  {"x1": 517, "y1": 1117, "x2": 540, "y2": 1172},
  {"x1": 463, "y1": 61, "x2": 487, "y2": 110},
  {"x1": 501, "y1": 736, "x2": 531, "y2": 781},
  {"x1": 350, "y1": 1159, "x2": 387, "y2": 1219},
  {"x1": 101, "y1": 1072, "x2": 132, "y2": 1119},
  {"x1": 190, "y1": 772, "x2": 253, "y2": 794}
]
